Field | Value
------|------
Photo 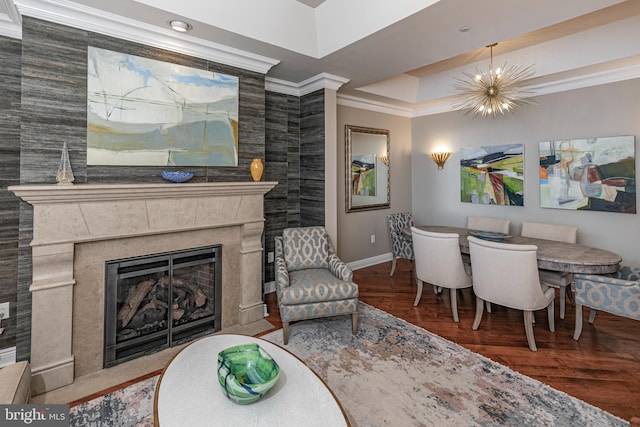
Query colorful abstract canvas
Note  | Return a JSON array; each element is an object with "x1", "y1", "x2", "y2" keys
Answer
[
  {"x1": 539, "y1": 136, "x2": 636, "y2": 213},
  {"x1": 352, "y1": 154, "x2": 377, "y2": 196},
  {"x1": 87, "y1": 47, "x2": 239, "y2": 166},
  {"x1": 460, "y1": 144, "x2": 524, "y2": 206}
]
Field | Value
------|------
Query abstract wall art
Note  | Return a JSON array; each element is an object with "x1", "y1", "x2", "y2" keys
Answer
[
  {"x1": 87, "y1": 47, "x2": 239, "y2": 166},
  {"x1": 539, "y1": 136, "x2": 636, "y2": 213},
  {"x1": 351, "y1": 154, "x2": 377, "y2": 196},
  {"x1": 460, "y1": 144, "x2": 524, "y2": 206}
]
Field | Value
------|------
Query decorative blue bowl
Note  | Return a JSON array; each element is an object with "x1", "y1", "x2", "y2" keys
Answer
[
  {"x1": 161, "y1": 171, "x2": 194, "y2": 183},
  {"x1": 217, "y1": 343, "x2": 280, "y2": 404}
]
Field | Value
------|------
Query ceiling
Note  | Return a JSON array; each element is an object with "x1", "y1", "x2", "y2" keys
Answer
[{"x1": 2, "y1": 0, "x2": 640, "y2": 117}]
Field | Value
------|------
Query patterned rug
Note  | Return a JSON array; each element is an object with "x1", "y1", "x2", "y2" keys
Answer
[{"x1": 70, "y1": 303, "x2": 629, "y2": 426}]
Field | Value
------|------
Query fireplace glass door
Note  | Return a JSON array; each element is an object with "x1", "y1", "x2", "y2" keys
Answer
[{"x1": 104, "y1": 245, "x2": 222, "y2": 367}]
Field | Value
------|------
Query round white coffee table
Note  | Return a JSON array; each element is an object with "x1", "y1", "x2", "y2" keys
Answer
[{"x1": 154, "y1": 334, "x2": 349, "y2": 426}]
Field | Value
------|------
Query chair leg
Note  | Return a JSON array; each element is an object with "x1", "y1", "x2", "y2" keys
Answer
[
  {"x1": 283, "y1": 322, "x2": 290, "y2": 345},
  {"x1": 413, "y1": 279, "x2": 424, "y2": 306},
  {"x1": 432, "y1": 285, "x2": 439, "y2": 295},
  {"x1": 351, "y1": 312, "x2": 358, "y2": 335},
  {"x1": 547, "y1": 301, "x2": 555, "y2": 332},
  {"x1": 390, "y1": 256, "x2": 397, "y2": 276},
  {"x1": 485, "y1": 301, "x2": 492, "y2": 313},
  {"x1": 523, "y1": 311, "x2": 537, "y2": 351},
  {"x1": 451, "y1": 289, "x2": 459, "y2": 323},
  {"x1": 559, "y1": 285, "x2": 566, "y2": 320},
  {"x1": 588, "y1": 308, "x2": 597, "y2": 324},
  {"x1": 472, "y1": 296, "x2": 484, "y2": 330},
  {"x1": 573, "y1": 304, "x2": 583, "y2": 340}
]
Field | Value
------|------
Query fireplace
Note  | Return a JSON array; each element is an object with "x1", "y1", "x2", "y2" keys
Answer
[
  {"x1": 9, "y1": 181, "x2": 277, "y2": 394},
  {"x1": 104, "y1": 245, "x2": 222, "y2": 367}
]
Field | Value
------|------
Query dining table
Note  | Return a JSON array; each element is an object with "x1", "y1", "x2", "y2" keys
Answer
[{"x1": 407, "y1": 225, "x2": 622, "y2": 274}]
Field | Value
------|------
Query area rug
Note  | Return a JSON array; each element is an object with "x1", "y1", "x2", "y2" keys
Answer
[
  {"x1": 69, "y1": 303, "x2": 629, "y2": 426},
  {"x1": 261, "y1": 303, "x2": 629, "y2": 426}
]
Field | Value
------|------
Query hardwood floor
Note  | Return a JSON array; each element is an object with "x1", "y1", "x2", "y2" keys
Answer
[{"x1": 263, "y1": 260, "x2": 639, "y2": 423}]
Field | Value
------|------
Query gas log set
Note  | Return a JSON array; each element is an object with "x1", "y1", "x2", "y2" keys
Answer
[
  {"x1": 104, "y1": 245, "x2": 222, "y2": 367},
  {"x1": 118, "y1": 273, "x2": 209, "y2": 340}
]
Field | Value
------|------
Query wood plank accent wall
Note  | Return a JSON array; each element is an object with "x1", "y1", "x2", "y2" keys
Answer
[
  {"x1": 8, "y1": 16, "x2": 326, "y2": 361},
  {"x1": 300, "y1": 90, "x2": 325, "y2": 227},
  {"x1": 0, "y1": 36, "x2": 21, "y2": 353}
]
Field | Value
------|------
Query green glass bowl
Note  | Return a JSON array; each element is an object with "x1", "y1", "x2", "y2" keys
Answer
[{"x1": 217, "y1": 343, "x2": 280, "y2": 404}]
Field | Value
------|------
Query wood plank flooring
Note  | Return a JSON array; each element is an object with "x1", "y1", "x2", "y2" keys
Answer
[{"x1": 263, "y1": 259, "x2": 639, "y2": 423}]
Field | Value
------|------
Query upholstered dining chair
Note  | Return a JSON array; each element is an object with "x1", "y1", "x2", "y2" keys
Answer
[
  {"x1": 573, "y1": 266, "x2": 640, "y2": 340},
  {"x1": 466, "y1": 216, "x2": 511, "y2": 234},
  {"x1": 521, "y1": 221, "x2": 578, "y2": 320},
  {"x1": 387, "y1": 212, "x2": 414, "y2": 276},
  {"x1": 411, "y1": 227, "x2": 472, "y2": 322},
  {"x1": 468, "y1": 236, "x2": 555, "y2": 352},
  {"x1": 274, "y1": 226, "x2": 359, "y2": 345},
  {"x1": 465, "y1": 216, "x2": 510, "y2": 313}
]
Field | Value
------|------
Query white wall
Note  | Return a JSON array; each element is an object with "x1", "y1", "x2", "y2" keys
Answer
[
  {"x1": 411, "y1": 78, "x2": 640, "y2": 266},
  {"x1": 337, "y1": 105, "x2": 412, "y2": 262}
]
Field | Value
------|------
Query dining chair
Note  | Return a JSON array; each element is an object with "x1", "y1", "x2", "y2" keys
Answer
[
  {"x1": 573, "y1": 266, "x2": 640, "y2": 340},
  {"x1": 466, "y1": 216, "x2": 511, "y2": 234},
  {"x1": 468, "y1": 236, "x2": 555, "y2": 352},
  {"x1": 465, "y1": 216, "x2": 510, "y2": 313},
  {"x1": 520, "y1": 221, "x2": 578, "y2": 319},
  {"x1": 386, "y1": 212, "x2": 414, "y2": 276},
  {"x1": 411, "y1": 227, "x2": 472, "y2": 322}
]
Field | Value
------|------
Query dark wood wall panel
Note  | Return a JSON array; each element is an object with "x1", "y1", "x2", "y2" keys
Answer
[
  {"x1": 0, "y1": 36, "x2": 22, "y2": 352},
  {"x1": 299, "y1": 90, "x2": 325, "y2": 227},
  {"x1": 264, "y1": 91, "x2": 301, "y2": 282}
]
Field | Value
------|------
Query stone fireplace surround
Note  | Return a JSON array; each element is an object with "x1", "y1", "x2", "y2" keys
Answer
[{"x1": 9, "y1": 182, "x2": 277, "y2": 395}]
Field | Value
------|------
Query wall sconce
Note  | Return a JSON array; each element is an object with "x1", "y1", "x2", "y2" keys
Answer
[
  {"x1": 380, "y1": 155, "x2": 388, "y2": 165},
  {"x1": 429, "y1": 151, "x2": 451, "y2": 169}
]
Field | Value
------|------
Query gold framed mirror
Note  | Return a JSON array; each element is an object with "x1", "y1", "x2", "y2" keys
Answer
[{"x1": 345, "y1": 125, "x2": 390, "y2": 213}]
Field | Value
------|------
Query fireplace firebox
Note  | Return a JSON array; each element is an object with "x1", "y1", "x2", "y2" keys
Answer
[{"x1": 104, "y1": 245, "x2": 222, "y2": 367}]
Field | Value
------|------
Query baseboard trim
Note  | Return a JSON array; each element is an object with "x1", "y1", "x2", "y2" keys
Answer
[
  {"x1": 263, "y1": 281, "x2": 276, "y2": 295},
  {"x1": 348, "y1": 253, "x2": 392, "y2": 271},
  {"x1": 0, "y1": 346, "x2": 17, "y2": 368}
]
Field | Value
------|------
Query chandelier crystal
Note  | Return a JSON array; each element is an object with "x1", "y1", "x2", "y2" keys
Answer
[{"x1": 452, "y1": 43, "x2": 536, "y2": 118}]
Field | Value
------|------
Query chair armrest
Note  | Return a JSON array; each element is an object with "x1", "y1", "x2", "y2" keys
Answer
[
  {"x1": 275, "y1": 255, "x2": 290, "y2": 291},
  {"x1": 574, "y1": 273, "x2": 639, "y2": 288},
  {"x1": 329, "y1": 254, "x2": 353, "y2": 282},
  {"x1": 274, "y1": 236, "x2": 290, "y2": 292}
]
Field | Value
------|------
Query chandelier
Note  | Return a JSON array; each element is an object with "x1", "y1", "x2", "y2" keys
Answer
[{"x1": 452, "y1": 43, "x2": 535, "y2": 118}]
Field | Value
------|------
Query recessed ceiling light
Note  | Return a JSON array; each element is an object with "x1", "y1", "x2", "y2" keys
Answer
[
  {"x1": 169, "y1": 20, "x2": 192, "y2": 33},
  {"x1": 459, "y1": 26, "x2": 470, "y2": 32}
]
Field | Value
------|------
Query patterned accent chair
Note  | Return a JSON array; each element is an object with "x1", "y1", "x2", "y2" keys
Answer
[
  {"x1": 573, "y1": 266, "x2": 640, "y2": 340},
  {"x1": 387, "y1": 212, "x2": 414, "y2": 276},
  {"x1": 274, "y1": 226, "x2": 359, "y2": 345}
]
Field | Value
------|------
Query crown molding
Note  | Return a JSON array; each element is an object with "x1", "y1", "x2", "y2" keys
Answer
[
  {"x1": 339, "y1": 60, "x2": 640, "y2": 118},
  {"x1": 527, "y1": 62, "x2": 640, "y2": 98},
  {"x1": 337, "y1": 94, "x2": 413, "y2": 117},
  {"x1": 0, "y1": 0, "x2": 21, "y2": 39},
  {"x1": 266, "y1": 73, "x2": 349, "y2": 96},
  {"x1": 13, "y1": 0, "x2": 280, "y2": 74}
]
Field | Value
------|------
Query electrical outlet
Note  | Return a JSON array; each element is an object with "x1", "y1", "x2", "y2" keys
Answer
[
  {"x1": 370, "y1": 234, "x2": 376, "y2": 244},
  {"x1": 267, "y1": 252, "x2": 274, "y2": 263},
  {"x1": 0, "y1": 302, "x2": 9, "y2": 320}
]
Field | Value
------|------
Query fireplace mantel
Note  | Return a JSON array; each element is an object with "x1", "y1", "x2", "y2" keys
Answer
[
  {"x1": 10, "y1": 182, "x2": 278, "y2": 204},
  {"x1": 9, "y1": 181, "x2": 277, "y2": 394}
]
